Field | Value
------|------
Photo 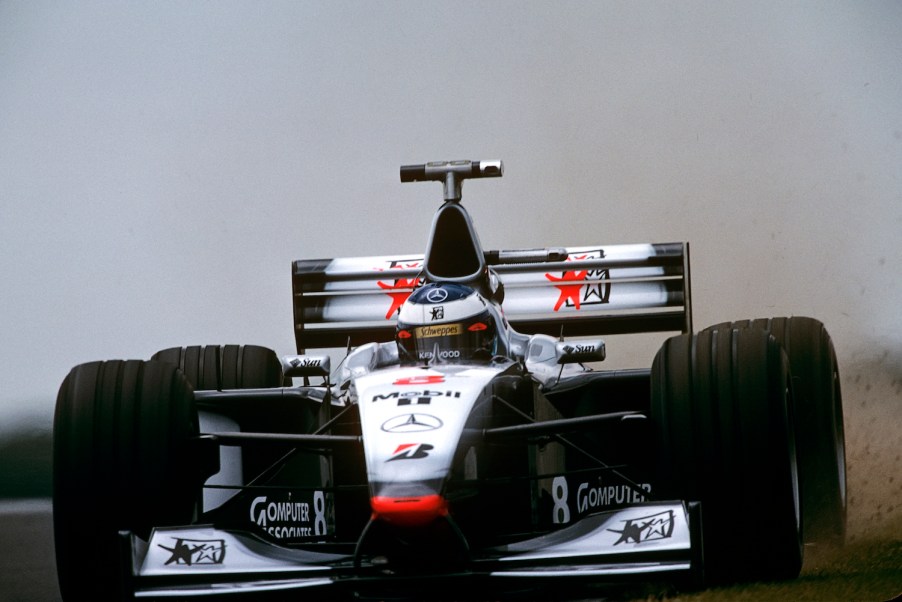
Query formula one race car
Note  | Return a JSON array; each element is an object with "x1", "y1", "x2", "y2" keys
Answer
[{"x1": 53, "y1": 161, "x2": 846, "y2": 600}]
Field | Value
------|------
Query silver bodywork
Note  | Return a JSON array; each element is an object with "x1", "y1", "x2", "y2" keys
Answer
[
  {"x1": 133, "y1": 502, "x2": 699, "y2": 597},
  {"x1": 122, "y1": 161, "x2": 702, "y2": 597}
]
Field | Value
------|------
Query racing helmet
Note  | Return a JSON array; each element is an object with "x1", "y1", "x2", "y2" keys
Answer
[{"x1": 396, "y1": 283, "x2": 507, "y2": 364}]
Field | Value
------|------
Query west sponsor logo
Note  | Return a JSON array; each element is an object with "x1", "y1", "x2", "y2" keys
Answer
[
  {"x1": 544, "y1": 249, "x2": 611, "y2": 311},
  {"x1": 159, "y1": 537, "x2": 225, "y2": 566},
  {"x1": 608, "y1": 509, "x2": 675, "y2": 545},
  {"x1": 374, "y1": 259, "x2": 424, "y2": 319},
  {"x1": 387, "y1": 443, "x2": 433, "y2": 461},
  {"x1": 381, "y1": 413, "x2": 444, "y2": 433},
  {"x1": 250, "y1": 492, "x2": 328, "y2": 539}
]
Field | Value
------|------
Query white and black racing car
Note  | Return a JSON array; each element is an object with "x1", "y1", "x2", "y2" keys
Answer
[{"x1": 53, "y1": 160, "x2": 846, "y2": 600}]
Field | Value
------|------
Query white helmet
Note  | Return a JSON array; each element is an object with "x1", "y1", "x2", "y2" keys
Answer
[{"x1": 396, "y1": 283, "x2": 508, "y2": 364}]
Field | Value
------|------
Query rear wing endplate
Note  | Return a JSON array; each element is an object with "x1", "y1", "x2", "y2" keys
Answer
[{"x1": 292, "y1": 243, "x2": 691, "y2": 352}]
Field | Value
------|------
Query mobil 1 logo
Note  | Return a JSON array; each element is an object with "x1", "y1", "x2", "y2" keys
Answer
[{"x1": 371, "y1": 389, "x2": 462, "y2": 406}]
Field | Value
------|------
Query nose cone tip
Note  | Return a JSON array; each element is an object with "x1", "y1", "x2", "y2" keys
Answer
[{"x1": 370, "y1": 494, "x2": 448, "y2": 527}]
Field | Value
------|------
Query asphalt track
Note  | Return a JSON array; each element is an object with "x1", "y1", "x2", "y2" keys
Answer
[
  {"x1": 4, "y1": 499, "x2": 901, "y2": 602},
  {"x1": 0, "y1": 500, "x2": 60, "y2": 602}
]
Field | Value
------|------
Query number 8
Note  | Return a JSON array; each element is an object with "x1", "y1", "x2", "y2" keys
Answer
[{"x1": 551, "y1": 476, "x2": 570, "y2": 524}]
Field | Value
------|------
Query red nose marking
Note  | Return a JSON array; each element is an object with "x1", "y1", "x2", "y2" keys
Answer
[{"x1": 370, "y1": 494, "x2": 448, "y2": 527}]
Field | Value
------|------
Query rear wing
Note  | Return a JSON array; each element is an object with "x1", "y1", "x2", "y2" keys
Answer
[{"x1": 292, "y1": 243, "x2": 691, "y2": 352}]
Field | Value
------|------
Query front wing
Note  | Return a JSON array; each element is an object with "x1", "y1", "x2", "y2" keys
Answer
[{"x1": 125, "y1": 502, "x2": 702, "y2": 598}]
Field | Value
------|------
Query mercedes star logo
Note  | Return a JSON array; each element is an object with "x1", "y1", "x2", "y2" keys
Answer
[
  {"x1": 425, "y1": 288, "x2": 449, "y2": 303},
  {"x1": 381, "y1": 413, "x2": 444, "y2": 433}
]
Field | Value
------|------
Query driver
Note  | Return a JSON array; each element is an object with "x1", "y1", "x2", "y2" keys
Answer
[{"x1": 396, "y1": 283, "x2": 509, "y2": 364}]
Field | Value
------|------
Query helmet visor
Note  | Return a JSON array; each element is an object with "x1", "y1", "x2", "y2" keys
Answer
[{"x1": 397, "y1": 312, "x2": 496, "y2": 364}]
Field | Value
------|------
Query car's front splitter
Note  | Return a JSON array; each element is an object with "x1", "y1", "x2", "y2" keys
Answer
[{"x1": 128, "y1": 502, "x2": 702, "y2": 598}]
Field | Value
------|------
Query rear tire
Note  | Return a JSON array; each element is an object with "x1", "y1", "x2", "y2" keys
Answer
[
  {"x1": 703, "y1": 317, "x2": 846, "y2": 544},
  {"x1": 53, "y1": 360, "x2": 198, "y2": 600},
  {"x1": 151, "y1": 344, "x2": 286, "y2": 389},
  {"x1": 651, "y1": 327, "x2": 802, "y2": 584},
  {"x1": 152, "y1": 345, "x2": 296, "y2": 504}
]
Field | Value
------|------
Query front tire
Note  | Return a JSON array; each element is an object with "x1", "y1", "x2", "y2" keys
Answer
[
  {"x1": 703, "y1": 317, "x2": 846, "y2": 544},
  {"x1": 651, "y1": 327, "x2": 802, "y2": 584},
  {"x1": 53, "y1": 360, "x2": 199, "y2": 600}
]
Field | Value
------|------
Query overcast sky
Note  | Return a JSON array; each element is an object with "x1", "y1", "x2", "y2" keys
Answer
[{"x1": 1, "y1": 1, "x2": 900, "y2": 427}]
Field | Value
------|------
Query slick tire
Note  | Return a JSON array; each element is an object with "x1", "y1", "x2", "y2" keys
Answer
[
  {"x1": 702, "y1": 317, "x2": 846, "y2": 544},
  {"x1": 151, "y1": 344, "x2": 286, "y2": 389},
  {"x1": 53, "y1": 360, "x2": 199, "y2": 601},
  {"x1": 151, "y1": 345, "x2": 299, "y2": 501},
  {"x1": 651, "y1": 327, "x2": 802, "y2": 584}
]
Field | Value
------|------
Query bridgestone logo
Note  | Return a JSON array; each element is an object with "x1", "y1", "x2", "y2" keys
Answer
[{"x1": 416, "y1": 324, "x2": 461, "y2": 338}]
